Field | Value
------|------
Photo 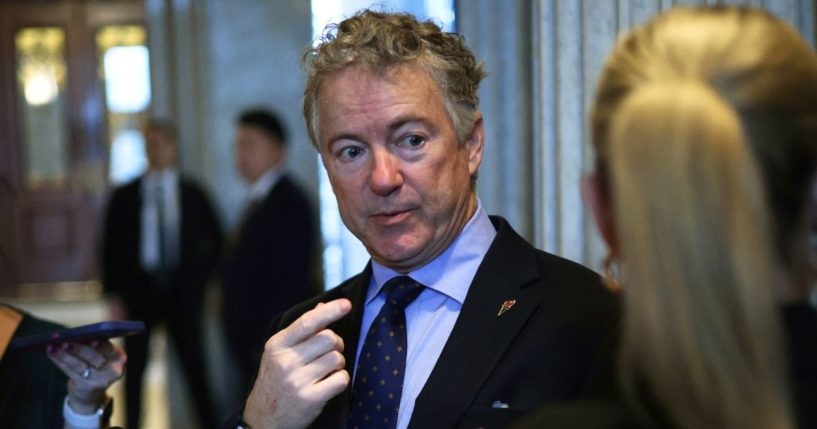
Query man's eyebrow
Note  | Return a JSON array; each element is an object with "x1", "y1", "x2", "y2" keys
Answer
[
  {"x1": 326, "y1": 132, "x2": 363, "y2": 148},
  {"x1": 388, "y1": 116, "x2": 433, "y2": 135},
  {"x1": 326, "y1": 132, "x2": 362, "y2": 146},
  {"x1": 325, "y1": 116, "x2": 434, "y2": 147}
]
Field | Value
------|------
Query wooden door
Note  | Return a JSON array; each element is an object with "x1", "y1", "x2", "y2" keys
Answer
[{"x1": 0, "y1": 0, "x2": 145, "y2": 292}]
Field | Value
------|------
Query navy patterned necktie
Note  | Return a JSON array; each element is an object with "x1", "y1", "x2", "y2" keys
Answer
[{"x1": 348, "y1": 276, "x2": 424, "y2": 429}]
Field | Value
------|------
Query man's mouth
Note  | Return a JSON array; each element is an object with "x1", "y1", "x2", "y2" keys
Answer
[{"x1": 371, "y1": 209, "x2": 412, "y2": 226}]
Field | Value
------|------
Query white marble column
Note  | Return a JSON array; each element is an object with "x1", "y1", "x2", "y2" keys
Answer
[{"x1": 457, "y1": 0, "x2": 535, "y2": 240}]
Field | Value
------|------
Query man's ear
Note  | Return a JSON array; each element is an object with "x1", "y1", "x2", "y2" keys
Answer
[
  {"x1": 582, "y1": 172, "x2": 619, "y2": 258},
  {"x1": 465, "y1": 114, "x2": 484, "y2": 176},
  {"x1": 271, "y1": 141, "x2": 287, "y2": 168}
]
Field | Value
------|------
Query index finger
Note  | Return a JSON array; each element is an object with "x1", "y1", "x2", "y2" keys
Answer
[
  {"x1": 273, "y1": 298, "x2": 351, "y2": 349},
  {"x1": 66, "y1": 342, "x2": 107, "y2": 369}
]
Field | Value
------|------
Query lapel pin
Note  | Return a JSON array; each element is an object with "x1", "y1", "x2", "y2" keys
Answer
[{"x1": 497, "y1": 299, "x2": 516, "y2": 317}]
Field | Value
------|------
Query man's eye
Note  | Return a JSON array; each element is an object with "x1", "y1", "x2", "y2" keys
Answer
[
  {"x1": 338, "y1": 146, "x2": 365, "y2": 160},
  {"x1": 398, "y1": 135, "x2": 425, "y2": 148}
]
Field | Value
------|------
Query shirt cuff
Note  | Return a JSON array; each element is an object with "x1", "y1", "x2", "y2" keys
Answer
[{"x1": 63, "y1": 396, "x2": 106, "y2": 429}]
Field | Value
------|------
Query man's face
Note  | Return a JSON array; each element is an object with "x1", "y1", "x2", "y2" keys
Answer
[
  {"x1": 144, "y1": 128, "x2": 177, "y2": 171},
  {"x1": 316, "y1": 64, "x2": 484, "y2": 272},
  {"x1": 235, "y1": 126, "x2": 283, "y2": 183}
]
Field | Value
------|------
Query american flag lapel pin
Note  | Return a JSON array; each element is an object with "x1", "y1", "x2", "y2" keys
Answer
[{"x1": 497, "y1": 299, "x2": 516, "y2": 317}]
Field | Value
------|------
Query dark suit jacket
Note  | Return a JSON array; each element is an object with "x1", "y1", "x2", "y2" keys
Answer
[
  {"x1": 510, "y1": 401, "x2": 637, "y2": 429},
  {"x1": 231, "y1": 216, "x2": 619, "y2": 429},
  {"x1": 0, "y1": 305, "x2": 67, "y2": 428},
  {"x1": 101, "y1": 174, "x2": 223, "y2": 315},
  {"x1": 788, "y1": 303, "x2": 817, "y2": 429},
  {"x1": 221, "y1": 175, "x2": 317, "y2": 347}
]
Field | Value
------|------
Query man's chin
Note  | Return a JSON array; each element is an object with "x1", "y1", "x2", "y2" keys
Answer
[{"x1": 369, "y1": 243, "x2": 427, "y2": 271}]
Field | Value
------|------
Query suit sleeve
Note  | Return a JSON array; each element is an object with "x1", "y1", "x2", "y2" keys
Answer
[
  {"x1": 271, "y1": 190, "x2": 315, "y2": 299},
  {"x1": 100, "y1": 189, "x2": 124, "y2": 296},
  {"x1": 185, "y1": 181, "x2": 224, "y2": 285}
]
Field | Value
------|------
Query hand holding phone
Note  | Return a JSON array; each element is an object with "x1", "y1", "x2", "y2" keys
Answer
[{"x1": 47, "y1": 337, "x2": 127, "y2": 420}]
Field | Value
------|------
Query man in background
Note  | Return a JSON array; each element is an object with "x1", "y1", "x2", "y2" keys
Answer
[
  {"x1": 221, "y1": 109, "x2": 318, "y2": 396},
  {"x1": 101, "y1": 118, "x2": 222, "y2": 428}
]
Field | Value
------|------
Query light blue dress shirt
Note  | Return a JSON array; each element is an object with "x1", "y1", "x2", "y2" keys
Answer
[{"x1": 353, "y1": 201, "x2": 497, "y2": 429}]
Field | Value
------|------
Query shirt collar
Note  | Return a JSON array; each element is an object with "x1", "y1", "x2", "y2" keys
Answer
[
  {"x1": 142, "y1": 168, "x2": 178, "y2": 190},
  {"x1": 247, "y1": 166, "x2": 282, "y2": 202},
  {"x1": 369, "y1": 199, "x2": 496, "y2": 305}
]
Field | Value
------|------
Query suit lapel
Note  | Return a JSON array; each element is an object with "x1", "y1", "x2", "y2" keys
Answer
[
  {"x1": 409, "y1": 217, "x2": 541, "y2": 428},
  {"x1": 311, "y1": 263, "x2": 372, "y2": 429},
  {"x1": 335, "y1": 264, "x2": 370, "y2": 378}
]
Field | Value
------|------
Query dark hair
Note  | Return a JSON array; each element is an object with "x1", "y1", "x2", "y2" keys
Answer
[
  {"x1": 238, "y1": 108, "x2": 288, "y2": 147},
  {"x1": 145, "y1": 117, "x2": 178, "y2": 141}
]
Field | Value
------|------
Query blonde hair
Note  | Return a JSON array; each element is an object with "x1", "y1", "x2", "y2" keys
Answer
[
  {"x1": 302, "y1": 9, "x2": 486, "y2": 148},
  {"x1": 592, "y1": 6, "x2": 817, "y2": 428}
]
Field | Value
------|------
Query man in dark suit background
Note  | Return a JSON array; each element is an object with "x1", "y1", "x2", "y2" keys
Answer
[
  {"x1": 232, "y1": 10, "x2": 619, "y2": 429},
  {"x1": 220, "y1": 109, "x2": 317, "y2": 396},
  {"x1": 102, "y1": 118, "x2": 222, "y2": 429}
]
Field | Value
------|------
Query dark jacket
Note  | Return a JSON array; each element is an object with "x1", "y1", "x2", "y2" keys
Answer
[
  {"x1": 221, "y1": 175, "x2": 317, "y2": 356},
  {"x1": 101, "y1": 174, "x2": 223, "y2": 314},
  {"x1": 0, "y1": 305, "x2": 67, "y2": 428}
]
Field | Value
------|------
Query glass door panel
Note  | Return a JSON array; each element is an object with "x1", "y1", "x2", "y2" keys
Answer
[
  {"x1": 15, "y1": 27, "x2": 70, "y2": 190},
  {"x1": 96, "y1": 25, "x2": 151, "y2": 185}
]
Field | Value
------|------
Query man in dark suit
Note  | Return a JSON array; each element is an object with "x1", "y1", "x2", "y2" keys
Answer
[
  {"x1": 102, "y1": 118, "x2": 222, "y2": 429},
  {"x1": 233, "y1": 10, "x2": 619, "y2": 429},
  {"x1": 221, "y1": 109, "x2": 317, "y2": 396}
]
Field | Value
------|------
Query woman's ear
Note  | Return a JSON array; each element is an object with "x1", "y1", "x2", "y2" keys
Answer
[
  {"x1": 805, "y1": 176, "x2": 817, "y2": 282},
  {"x1": 783, "y1": 174, "x2": 817, "y2": 303},
  {"x1": 582, "y1": 172, "x2": 619, "y2": 258}
]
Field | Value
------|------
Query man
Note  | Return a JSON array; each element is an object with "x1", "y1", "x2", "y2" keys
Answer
[
  {"x1": 221, "y1": 109, "x2": 318, "y2": 395},
  {"x1": 234, "y1": 10, "x2": 618, "y2": 429},
  {"x1": 102, "y1": 118, "x2": 222, "y2": 428}
]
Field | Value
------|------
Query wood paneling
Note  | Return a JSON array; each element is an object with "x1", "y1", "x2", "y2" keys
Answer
[{"x1": 0, "y1": 0, "x2": 144, "y2": 292}]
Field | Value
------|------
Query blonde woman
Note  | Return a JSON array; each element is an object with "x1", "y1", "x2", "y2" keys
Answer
[{"x1": 516, "y1": 6, "x2": 817, "y2": 429}]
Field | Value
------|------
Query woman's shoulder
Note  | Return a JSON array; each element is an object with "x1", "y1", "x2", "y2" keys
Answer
[{"x1": 1, "y1": 304, "x2": 65, "y2": 337}]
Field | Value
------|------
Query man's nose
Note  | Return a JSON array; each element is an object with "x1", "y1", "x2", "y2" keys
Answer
[{"x1": 369, "y1": 149, "x2": 403, "y2": 196}]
